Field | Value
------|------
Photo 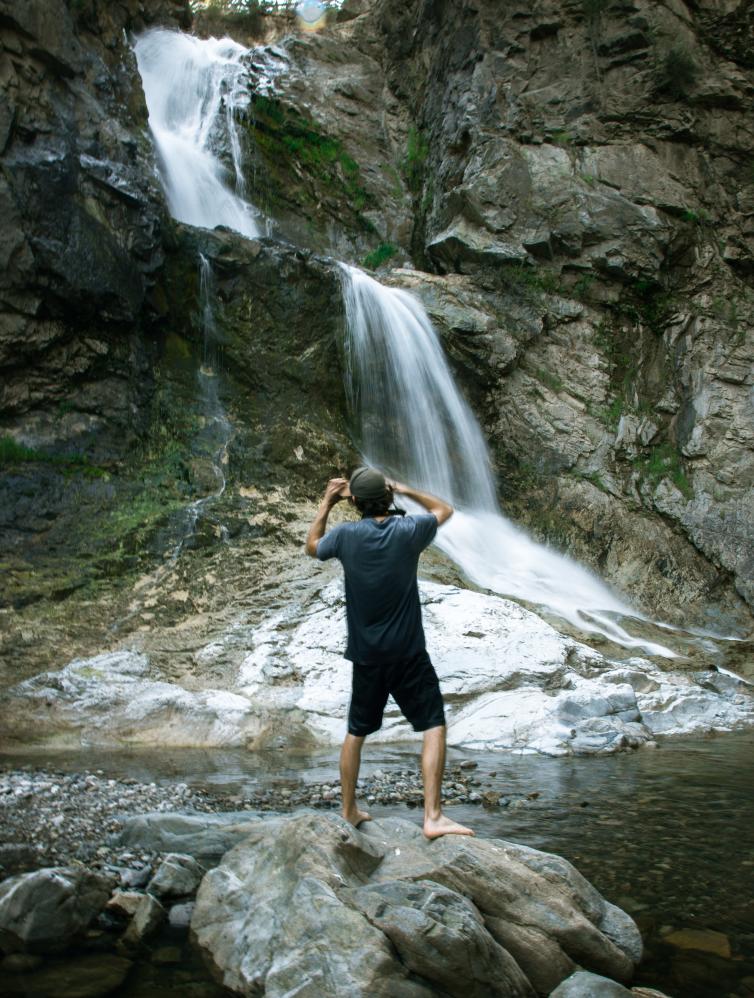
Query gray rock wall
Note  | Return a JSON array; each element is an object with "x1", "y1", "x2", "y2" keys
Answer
[{"x1": 364, "y1": 0, "x2": 754, "y2": 626}]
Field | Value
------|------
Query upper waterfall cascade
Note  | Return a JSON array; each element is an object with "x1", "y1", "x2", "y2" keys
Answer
[
  {"x1": 134, "y1": 28, "x2": 259, "y2": 237},
  {"x1": 134, "y1": 28, "x2": 675, "y2": 657}
]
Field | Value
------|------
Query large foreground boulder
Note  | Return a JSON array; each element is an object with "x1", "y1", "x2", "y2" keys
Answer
[
  {"x1": 0, "y1": 867, "x2": 111, "y2": 954},
  {"x1": 190, "y1": 812, "x2": 642, "y2": 997}
]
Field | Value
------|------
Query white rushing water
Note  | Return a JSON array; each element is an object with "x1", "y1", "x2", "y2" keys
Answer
[
  {"x1": 134, "y1": 28, "x2": 259, "y2": 237},
  {"x1": 132, "y1": 28, "x2": 674, "y2": 657},
  {"x1": 341, "y1": 264, "x2": 675, "y2": 657}
]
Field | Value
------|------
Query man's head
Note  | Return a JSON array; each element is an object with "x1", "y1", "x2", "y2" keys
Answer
[{"x1": 349, "y1": 465, "x2": 393, "y2": 518}]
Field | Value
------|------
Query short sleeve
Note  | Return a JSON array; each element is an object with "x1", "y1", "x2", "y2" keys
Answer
[
  {"x1": 412, "y1": 513, "x2": 438, "y2": 553},
  {"x1": 316, "y1": 525, "x2": 342, "y2": 561}
]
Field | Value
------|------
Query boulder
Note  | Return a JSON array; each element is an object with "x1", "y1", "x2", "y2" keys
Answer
[
  {"x1": 147, "y1": 853, "x2": 205, "y2": 900},
  {"x1": 0, "y1": 867, "x2": 111, "y2": 954},
  {"x1": 190, "y1": 812, "x2": 642, "y2": 996},
  {"x1": 121, "y1": 893, "x2": 166, "y2": 946},
  {"x1": 105, "y1": 890, "x2": 144, "y2": 919},
  {"x1": 116, "y1": 811, "x2": 262, "y2": 862}
]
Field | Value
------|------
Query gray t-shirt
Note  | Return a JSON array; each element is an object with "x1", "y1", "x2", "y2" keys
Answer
[{"x1": 317, "y1": 513, "x2": 438, "y2": 664}]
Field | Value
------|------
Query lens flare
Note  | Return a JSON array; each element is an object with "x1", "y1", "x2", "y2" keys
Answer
[{"x1": 296, "y1": 0, "x2": 328, "y2": 33}]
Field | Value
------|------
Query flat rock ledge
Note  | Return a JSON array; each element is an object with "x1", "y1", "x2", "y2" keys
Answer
[
  {"x1": 190, "y1": 811, "x2": 647, "y2": 997},
  {"x1": 2, "y1": 582, "x2": 752, "y2": 755}
]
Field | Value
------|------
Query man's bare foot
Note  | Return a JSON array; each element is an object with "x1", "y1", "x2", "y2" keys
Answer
[
  {"x1": 342, "y1": 807, "x2": 372, "y2": 828},
  {"x1": 423, "y1": 814, "x2": 475, "y2": 839}
]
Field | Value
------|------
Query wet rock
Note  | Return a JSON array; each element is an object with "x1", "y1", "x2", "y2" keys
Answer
[
  {"x1": 147, "y1": 852, "x2": 205, "y2": 900},
  {"x1": 1, "y1": 651, "x2": 262, "y2": 748},
  {"x1": 663, "y1": 927, "x2": 732, "y2": 958},
  {"x1": 121, "y1": 893, "x2": 165, "y2": 946},
  {"x1": 117, "y1": 812, "x2": 262, "y2": 863},
  {"x1": 550, "y1": 970, "x2": 634, "y2": 997},
  {"x1": 191, "y1": 812, "x2": 641, "y2": 996},
  {"x1": 0, "y1": 952, "x2": 132, "y2": 998},
  {"x1": 168, "y1": 901, "x2": 195, "y2": 928},
  {"x1": 0, "y1": 867, "x2": 111, "y2": 954},
  {"x1": 105, "y1": 890, "x2": 144, "y2": 919}
]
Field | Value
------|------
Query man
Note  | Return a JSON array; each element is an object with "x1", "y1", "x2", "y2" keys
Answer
[{"x1": 305, "y1": 466, "x2": 473, "y2": 839}]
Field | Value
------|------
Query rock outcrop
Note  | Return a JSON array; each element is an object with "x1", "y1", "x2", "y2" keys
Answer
[
  {"x1": 248, "y1": 0, "x2": 754, "y2": 628},
  {"x1": 2, "y1": 580, "x2": 751, "y2": 752},
  {"x1": 0, "y1": 866, "x2": 111, "y2": 954},
  {"x1": 190, "y1": 812, "x2": 642, "y2": 997}
]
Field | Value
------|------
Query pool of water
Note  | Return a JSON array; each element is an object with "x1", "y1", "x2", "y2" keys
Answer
[{"x1": 3, "y1": 731, "x2": 753, "y2": 997}]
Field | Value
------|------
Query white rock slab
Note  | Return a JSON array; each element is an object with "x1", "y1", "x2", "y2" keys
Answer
[
  {"x1": 237, "y1": 580, "x2": 754, "y2": 754},
  {"x1": 0, "y1": 650, "x2": 263, "y2": 748},
  {"x1": 2, "y1": 585, "x2": 752, "y2": 754}
]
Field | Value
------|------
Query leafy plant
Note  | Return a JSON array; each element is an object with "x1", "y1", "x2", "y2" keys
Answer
[
  {"x1": 250, "y1": 95, "x2": 372, "y2": 216},
  {"x1": 535, "y1": 368, "x2": 564, "y2": 393},
  {"x1": 657, "y1": 46, "x2": 698, "y2": 99},
  {"x1": 0, "y1": 435, "x2": 105, "y2": 477},
  {"x1": 362, "y1": 243, "x2": 398, "y2": 271},
  {"x1": 636, "y1": 441, "x2": 692, "y2": 498},
  {"x1": 401, "y1": 127, "x2": 429, "y2": 194}
]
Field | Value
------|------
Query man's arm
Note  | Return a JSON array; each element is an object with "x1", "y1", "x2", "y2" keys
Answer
[
  {"x1": 305, "y1": 478, "x2": 348, "y2": 558},
  {"x1": 389, "y1": 481, "x2": 454, "y2": 526}
]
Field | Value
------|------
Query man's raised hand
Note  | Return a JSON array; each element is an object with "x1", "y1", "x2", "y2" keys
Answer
[{"x1": 324, "y1": 477, "x2": 348, "y2": 506}]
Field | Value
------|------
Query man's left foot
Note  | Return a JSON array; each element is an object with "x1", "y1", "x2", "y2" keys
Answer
[
  {"x1": 424, "y1": 814, "x2": 475, "y2": 839},
  {"x1": 342, "y1": 807, "x2": 372, "y2": 828}
]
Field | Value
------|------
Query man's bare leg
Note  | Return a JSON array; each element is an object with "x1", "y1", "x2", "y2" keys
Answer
[
  {"x1": 340, "y1": 732, "x2": 372, "y2": 827},
  {"x1": 422, "y1": 725, "x2": 474, "y2": 838}
]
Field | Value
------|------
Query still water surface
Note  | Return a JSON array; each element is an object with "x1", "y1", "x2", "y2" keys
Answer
[{"x1": 4, "y1": 731, "x2": 753, "y2": 997}]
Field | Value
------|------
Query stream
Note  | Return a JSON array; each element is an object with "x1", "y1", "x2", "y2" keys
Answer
[{"x1": 4, "y1": 731, "x2": 753, "y2": 997}]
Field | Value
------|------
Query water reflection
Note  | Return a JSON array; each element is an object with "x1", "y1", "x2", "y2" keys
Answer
[{"x1": 4, "y1": 733, "x2": 753, "y2": 997}]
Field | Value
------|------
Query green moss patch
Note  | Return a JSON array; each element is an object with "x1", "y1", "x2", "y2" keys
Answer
[
  {"x1": 635, "y1": 441, "x2": 693, "y2": 499},
  {"x1": 249, "y1": 95, "x2": 373, "y2": 223},
  {"x1": 0, "y1": 436, "x2": 106, "y2": 478},
  {"x1": 362, "y1": 243, "x2": 398, "y2": 270}
]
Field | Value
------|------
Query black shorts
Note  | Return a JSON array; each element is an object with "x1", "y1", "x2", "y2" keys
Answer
[{"x1": 347, "y1": 650, "x2": 446, "y2": 737}]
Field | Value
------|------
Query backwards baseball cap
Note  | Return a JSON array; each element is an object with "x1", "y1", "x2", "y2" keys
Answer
[{"x1": 349, "y1": 465, "x2": 389, "y2": 500}]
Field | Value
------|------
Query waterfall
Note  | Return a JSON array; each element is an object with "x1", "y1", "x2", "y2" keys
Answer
[
  {"x1": 133, "y1": 28, "x2": 675, "y2": 657},
  {"x1": 341, "y1": 264, "x2": 675, "y2": 658},
  {"x1": 133, "y1": 28, "x2": 259, "y2": 237}
]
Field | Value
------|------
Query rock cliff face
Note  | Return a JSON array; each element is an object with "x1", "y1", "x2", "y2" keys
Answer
[
  {"x1": 247, "y1": 0, "x2": 753, "y2": 628},
  {"x1": 1, "y1": 0, "x2": 752, "y2": 689}
]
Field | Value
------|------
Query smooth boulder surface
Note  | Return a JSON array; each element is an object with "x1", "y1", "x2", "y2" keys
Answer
[
  {"x1": 0, "y1": 867, "x2": 111, "y2": 954},
  {"x1": 147, "y1": 852, "x2": 206, "y2": 900},
  {"x1": 3, "y1": 581, "x2": 752, "y2": 753},
  {"x1": 190, "y1": 812, "x2": 642, "y2": 997}
]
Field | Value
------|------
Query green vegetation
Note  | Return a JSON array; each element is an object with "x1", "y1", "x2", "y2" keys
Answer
[
  {"x1": 401, "y1": 127, "x2": 429, "y2": 194},
  {"x1": 503, "y1": 263, "x2": 562, "y2": 299},
  {"x1": 656, "y1": 46, "x2": 698, "y2": 99},
  {"x1": 0, "y1": 435, "x2": 105, "y2": 478},
  {"x1": 550, "y1": 130, "x2": 573, "y2": 146},
  {"x1": 635, "y1": 441, "x2": 693, "y2": 499},
  {"x1": 250, "y1": 95, "x2": 372, "y2": 217},
  {"x1": 192, "y1": 0, "x2": 277, "y2": 34},
  {"x1": 681, "y1": 207, "x2": 712, "y2": 226},
  {"x1": 581, "y1": 0, "x2": 610, "y2": 21},
  {"x1": 574, "y1": 468, "x2": 608, "y2": 492},
  {"x1": 572, "y1": 273, "x2": 595, "y2": 299},
  {"x1": 604, "y1": 396, "x2": 623, "y2": 430},
  {"x1": 362, "y1": 243, "x2": 398, "y2": 271},
  {"x1": 535, "y1": 367, "x2": 564, "y2": 393}
]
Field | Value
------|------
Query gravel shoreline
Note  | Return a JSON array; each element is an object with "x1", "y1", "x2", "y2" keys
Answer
[{"x1": 0, "y1": 762, "x2": 532, "y2": 877}]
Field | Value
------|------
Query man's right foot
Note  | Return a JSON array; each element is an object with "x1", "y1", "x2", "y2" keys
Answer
[
  {"x1": 342, "y1": 807, "x2": 372, "y2": 828},
  {"x1": 423, "y1": 814, "x2": 475, "y2": 839}
]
